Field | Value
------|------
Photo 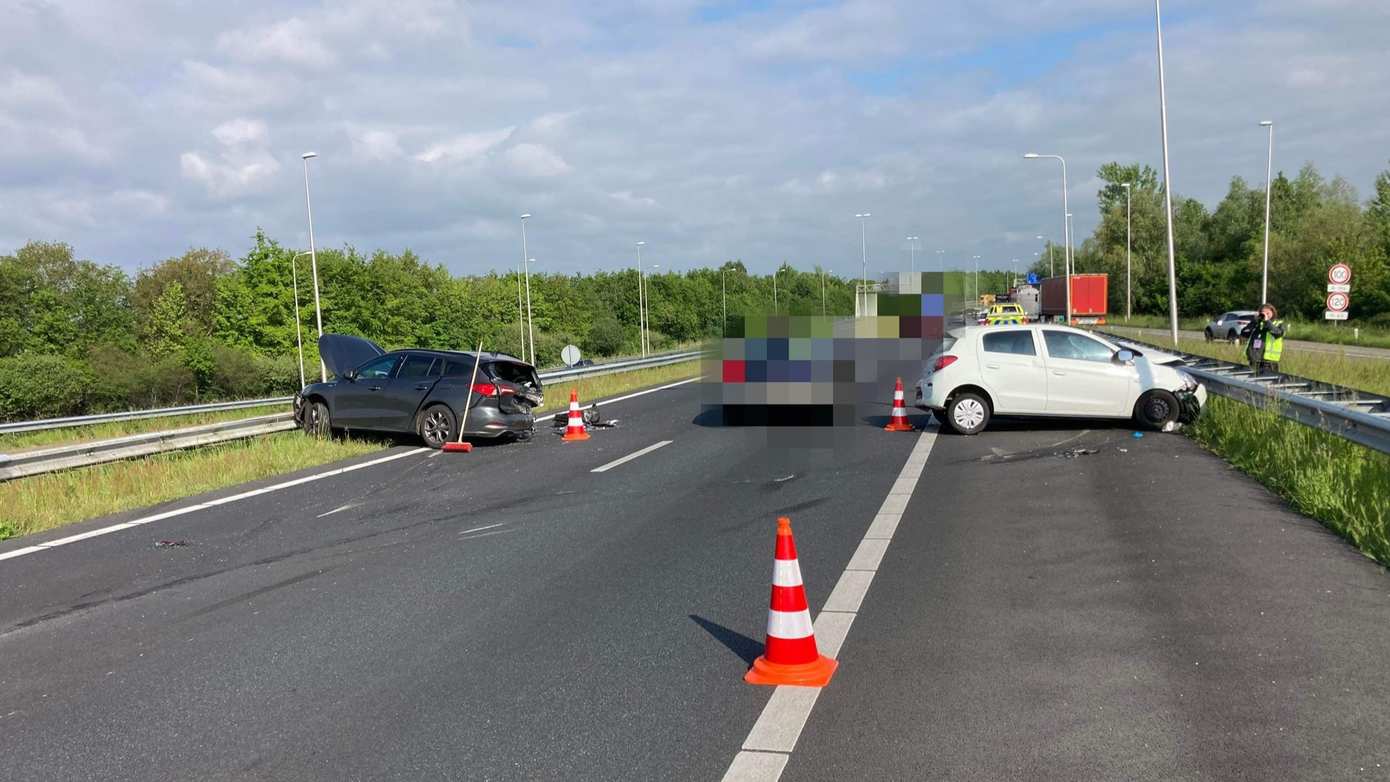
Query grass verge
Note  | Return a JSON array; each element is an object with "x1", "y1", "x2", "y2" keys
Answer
[
  {"x1": 0, "y1": 432, "x2": 381, "y2": 541},
  {"x1": 0, "y1": 360, "x2": 701, "y2": 542},
  {"x1": 1190, "y1": 395, "x2": 1390, "y2": 567},
  {"x1": 0, "y1": 403, "x2": 290, "y2": 453},
  {"x1": 532, "y1": 360, "x2": 699, "y2": 415}
]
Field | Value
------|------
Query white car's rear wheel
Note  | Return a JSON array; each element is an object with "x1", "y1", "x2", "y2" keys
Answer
[{"x1": 947, "y1": 392, "x2": 990, "y2": 435}]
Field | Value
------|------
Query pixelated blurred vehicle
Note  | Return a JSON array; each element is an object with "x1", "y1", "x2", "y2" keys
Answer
[
  {"x1": 296, "y1": 334, "x2": 542, "y2": 448},
  {"x1": 914, "y1": 325, "x2": 1205, "y2": 435}
]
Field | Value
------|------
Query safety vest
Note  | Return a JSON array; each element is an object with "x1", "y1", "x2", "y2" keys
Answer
[{"x1": 1250, "y1": 320, "x2": 1285, "y2": 362}]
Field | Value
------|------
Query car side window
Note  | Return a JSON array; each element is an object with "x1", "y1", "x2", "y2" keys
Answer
[
  {"x1": 443, "y1": 358, "x2": 478, "y2": 377},
  {"x1": 1043, "y1": 331, "x2": 1114, "y2": 363},
  {"x1": 982, "y1": 331, "x2": 1036, "y2": 356},
  {"x1": 397, "y1": 354, "x2": 435, "y2": 379},
  {"x1": 355, "y1": 355, "x2": 400, "y2": 380}
]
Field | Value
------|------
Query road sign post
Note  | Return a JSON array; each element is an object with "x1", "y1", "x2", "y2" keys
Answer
[{"x1": 1325, "y1": 263, "x2": 1352, "y2": 323}]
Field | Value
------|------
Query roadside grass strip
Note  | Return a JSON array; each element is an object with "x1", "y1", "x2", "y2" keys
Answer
[
  {"x1": 0, "y1": 403, "x2": 290, "y2": 453},
  {"x1": 530, "y1": 360, "x2": 699, "y2": 415},
  {"x1": 1191, "y1": 395, "x2": 1390, "y2": 568},
  {"x1": 0, "y1": 364, "x2": 701, "y2": 542}
]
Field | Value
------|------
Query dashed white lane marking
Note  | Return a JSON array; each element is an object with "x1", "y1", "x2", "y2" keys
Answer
[
  {"x1": 590, "y1": 440, "x2": 673, "y2": 473},
  {"x1": 0, "y1": 374, "x2": 703, "y2": 565},
  {"x1": 458, "y1": 523, "x2": 506, "y2": 536},
  {"x1": 722, "y1": 425, "x2": 938, "y2": 782}
]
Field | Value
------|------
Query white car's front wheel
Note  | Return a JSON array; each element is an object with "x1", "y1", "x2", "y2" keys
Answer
[
  {"x1": 1135, "y1": 389, "x2": 1180, "y2": 430},
  {"x1": 947, "y1": 392, "x2": 990, "y2": 436}
]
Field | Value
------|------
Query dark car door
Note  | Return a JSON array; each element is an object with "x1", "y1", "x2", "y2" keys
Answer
[
  {"x1": 332, "y1": 354, "x2": 402, "y2": 429},
  {"x1": 377, "y1": 353, "x2": 442, "y2": 431}
]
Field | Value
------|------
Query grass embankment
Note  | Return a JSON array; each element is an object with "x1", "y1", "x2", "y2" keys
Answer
[
  {"x1": 1118, "y1": 314, "x2": 1390, "y2": 349},
  {"x1": 533, "y1": 360, "x2": 699, "y2": 415},
  {"x1": 0, "y1": 360, "x2": 701, "y2": 542},
  {"x1": 0, "y1": 403, "x2": 290, "y2": 453},
  {"x1": 1191, "y1": 396, "x2": 1390, "y2": 567}
]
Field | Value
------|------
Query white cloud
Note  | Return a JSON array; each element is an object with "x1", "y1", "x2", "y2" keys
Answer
[
  {"x1": 351, "y1": 128, "x2": 405, "y2": 161},
  {"x1": 217, "y1": 17, "x2": 336, "y2": 69},
  {"x1": 415, "y1": 127, "x2": 514, "y2": 164},
  {"x1": 180, "y1": 118, "x2": 280, "y2": 198},
  {"x1": 504, "y1": 143, "x2": 572, "y2": 178}
]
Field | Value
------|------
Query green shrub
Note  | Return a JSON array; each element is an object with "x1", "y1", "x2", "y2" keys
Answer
[
  {"x1": 0, "y1": 353, "x2": 92, "y2": 420},
  {"x1": 587, "y1": 314, "x2": 628, "y2": 357}
]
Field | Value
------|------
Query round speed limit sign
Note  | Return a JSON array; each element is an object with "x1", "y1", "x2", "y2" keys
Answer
[
  {"x1": 1328, "y1": 263, "x2": 1352, "y2": 285},
  {"x1": 1326, "y1": 291, "x2": 1349, "y2": 312}
]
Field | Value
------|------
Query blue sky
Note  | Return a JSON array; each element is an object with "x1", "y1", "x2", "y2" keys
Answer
[{"x1": 1, "y1": 0, "x2": 1387, "y2": 277}]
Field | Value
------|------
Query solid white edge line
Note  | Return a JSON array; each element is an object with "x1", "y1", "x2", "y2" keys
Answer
[
  {"x1": 590, "y1": 439, "x2": 674, "y2": 473},
  {"x1": 535, "y1": 376, "x2": 700, "y2": 422},
  {"x1": 1, "y1": 375, "x2": 705, "y2": 564},
  {"x1": 722, "y1": 424, "x2": 939, "y2": 782}
]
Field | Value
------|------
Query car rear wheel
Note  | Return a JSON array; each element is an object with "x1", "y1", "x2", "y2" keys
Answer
[
  {"x1": 946, "y1": 392, "x2": 990, "y2": 435},
  {"x1": 1203, "y1": 328, "x2": 1214, "y2": 342},
  {"x1": 303, "y1": 401, "x2": 331, "y2": 439},
  {"x1": 1135, "y1": 389, "x2": 1180, "y2": 430},
  {"x1": 418, "y1": 404, "x2": 457, "y2": 449}
]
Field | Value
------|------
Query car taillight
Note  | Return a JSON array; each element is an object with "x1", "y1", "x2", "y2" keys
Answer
[
  {"x1": 471, "y1": 382, "x2": 497, "y2": 396},
  {"x1": 933, "y1": 355, "x2": 958, "y2": 372}
]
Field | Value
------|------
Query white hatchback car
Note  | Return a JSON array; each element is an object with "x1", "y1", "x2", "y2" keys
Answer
[{"x1": 915, "y1": 325, "x2": 1207, "y2": 435}]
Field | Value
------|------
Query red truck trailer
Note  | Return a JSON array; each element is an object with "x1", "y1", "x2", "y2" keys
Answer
[{"x1": 1039, "y1": 273, "x2": 1108, "y2": 325}]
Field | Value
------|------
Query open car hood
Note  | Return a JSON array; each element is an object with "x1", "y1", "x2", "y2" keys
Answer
[{"x1": 318, "y1": 333, "x2": 385, "y2": 378}]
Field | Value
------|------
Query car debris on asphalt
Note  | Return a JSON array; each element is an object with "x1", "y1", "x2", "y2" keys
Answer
[{"x1": 154, "y1": 539, "x2": 188, "y2": 548}]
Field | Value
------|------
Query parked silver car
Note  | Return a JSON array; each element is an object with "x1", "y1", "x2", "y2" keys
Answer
[{"x1": 1204, "y1": 311, "x2": 1258, "y2": 343}]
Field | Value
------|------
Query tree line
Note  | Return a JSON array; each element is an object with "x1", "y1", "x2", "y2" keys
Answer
[
  {"x1": 1032, "y1": 161, "x2": 1390, "y2": 322},
  {"x1": 0, "y1": 233, "x2": 858, "y2": 420}
]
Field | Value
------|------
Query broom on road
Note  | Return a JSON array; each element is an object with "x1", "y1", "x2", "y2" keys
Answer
[{"x1": 441, "y1": 338, "x2": 485, "y2": 453}]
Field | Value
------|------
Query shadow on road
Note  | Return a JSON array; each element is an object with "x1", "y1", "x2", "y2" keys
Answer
[{"x1": 689, "y1": 614, "x2": 762, "y2": 665}]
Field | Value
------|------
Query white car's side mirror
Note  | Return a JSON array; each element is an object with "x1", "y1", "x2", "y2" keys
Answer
[{"x1": 1114, "y1": 349, "x2": 1135, "y2": 364}]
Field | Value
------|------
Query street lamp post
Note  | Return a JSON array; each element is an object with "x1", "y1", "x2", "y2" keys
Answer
[
  {"x1": 520, "y1": 214, "x2": 535, "y2": 365},
  {"x1": 1122, "y1": 183, "x2": 1133, "y2": 321},
  {"x1": 300, "y1": 152, "x2": 326, "y2": 380},
  {"x1": 1024, "y1": 152, "x2": 1072, "y2": 324},
  {"x1": 972, "y1": 255, "x2": 981, "y2": 305},
  {"x1": 1154, "y1": 0, "x2": 1180, "y2": 346},
  {"x1": 1066, "y1": 213, "x2": 1075, "y2": 273},
  {"x1": 721, "y1": 267, "x2": 727, "y2": 330},
  {"x1": 291, "y1": 251, "x2": 310, "y2": 389},
  {"x1": 855, "y1": 213, "x2": 871, "y2": 315},
  {"x1": 636, "y1": 242, "x2": 647, "y2": 357},
  {"x1": 820, "y1": 267, "x2": 827, "y2": 315},
  {"x1": 906, "y1": 236, "x2": 919, "y2": 274},
  {"x1": 1259, "y1": 120, "x2": 1274, "y2": 304}
]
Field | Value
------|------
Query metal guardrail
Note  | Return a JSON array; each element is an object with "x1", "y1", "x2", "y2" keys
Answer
[
  {"x1": 0, "y1": 349, "x2": 706, "y2": 436},
  {"x1": 0, "y1": 397, "x2": 294, "y2": 435},
  {"x1": 0, "y1": 414, "x2": 298, "y2": 481},
  {"x1": 0, "y1": 349, "x2": 707, "y2": 480},
  {"x1": 1097, "y1": 331, "x2": 1390, "y2": 455}
]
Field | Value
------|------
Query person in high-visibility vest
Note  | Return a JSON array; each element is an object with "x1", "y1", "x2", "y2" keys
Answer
[{"x1": 1244, "y1": 303, "x2": 1286, "y2": 375}]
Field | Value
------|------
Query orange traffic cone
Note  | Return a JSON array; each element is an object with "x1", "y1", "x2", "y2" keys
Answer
[
  {"x1": 561, "y1": 389, "x2": 590, "y2": 442},
  {"x1": 745, "y1": 517, "x2": 838, "y2": 687},
  {"x1": 884, "y1": 377, "x2": 914, "y2": 431}
]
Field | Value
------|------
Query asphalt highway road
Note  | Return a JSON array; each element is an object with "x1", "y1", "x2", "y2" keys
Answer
[{"x1": 2, "y1": 377, "x2": 1388, "y2": 780}]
